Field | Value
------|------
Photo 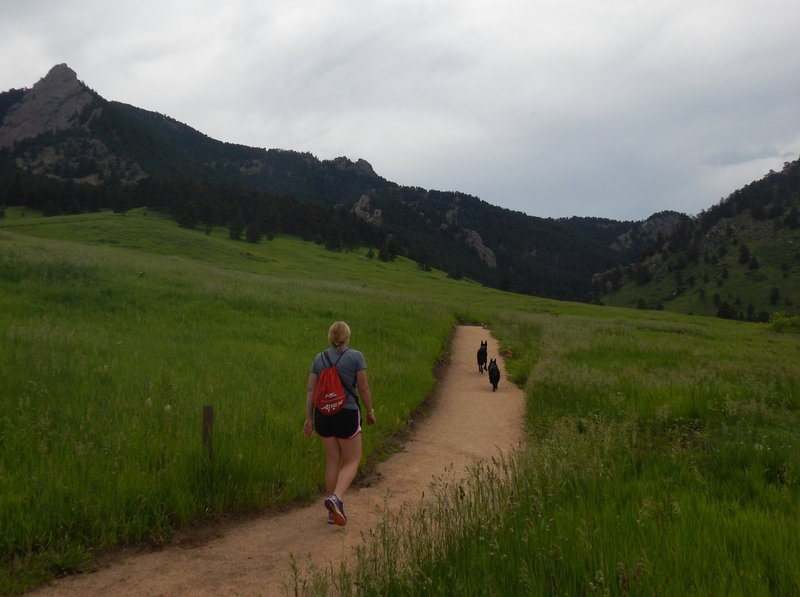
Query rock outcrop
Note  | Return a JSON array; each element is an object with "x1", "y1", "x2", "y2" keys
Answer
[
  {"x1": 611, "y1": 211, "x2": 686, "y2": 252},
  {"x1": 464, "y1": 229, "x2": 497, "y2": 269},
  {"x1": 352, "y1": 194, "x2": 383, "y2": 227},
  {"x1": 330, "y1": 156, "x2": 377, "y2": 177},
  {"x1": 0, "y1": 64, "x2": 97, "y2": 149}
]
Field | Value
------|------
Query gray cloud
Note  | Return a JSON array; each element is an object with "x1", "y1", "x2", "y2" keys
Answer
[{"x1": 2, "y1": 0, "x2": 800, "y2": 220}]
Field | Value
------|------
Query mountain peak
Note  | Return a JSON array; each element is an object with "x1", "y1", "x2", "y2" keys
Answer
[
  {"x1": 0, "y1": 63, "x2": 97, "y2": 149},
  {"x1": 43, "y1": 63, "x2": 79, "y2": 82}
]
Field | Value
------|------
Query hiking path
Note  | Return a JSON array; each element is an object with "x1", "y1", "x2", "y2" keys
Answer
[{"x1": 30, "y1": 325, "x2": 526, "y2": 596}]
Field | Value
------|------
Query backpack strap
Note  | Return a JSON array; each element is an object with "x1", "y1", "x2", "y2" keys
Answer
[
  {"x1": 320, "y1": 350, "x2": 333, "y2": 368},
  {"x1": 329, "y1": 348, "x2": 359, "y2": 405}
]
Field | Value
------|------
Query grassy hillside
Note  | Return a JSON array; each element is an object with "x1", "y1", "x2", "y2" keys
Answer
[
  {"x1": 597, "y1": 159, "x2": 800, "y2": 320},
  {"x1": 2, "y1": 209, "x2": 798, "y2": 595},
  {"x1": 600, "y1": 211, "x2": 800, "y2": 319}
]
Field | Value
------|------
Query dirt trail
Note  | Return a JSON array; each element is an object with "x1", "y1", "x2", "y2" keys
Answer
[{"x1": 30, "y1": 325, "x2": 526, "y2": 596}]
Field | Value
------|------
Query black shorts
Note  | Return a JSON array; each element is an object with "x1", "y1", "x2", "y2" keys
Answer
[{"x1": 314, "y1": 408, "x2": 361, "y2": 439}]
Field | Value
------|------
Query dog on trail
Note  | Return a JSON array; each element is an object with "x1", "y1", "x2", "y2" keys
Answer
[
  {"x1": 477, "y1": 341, "x2": 488, "y2": 373},
  {"x1": 488, "y1": 359, "x2": 500, "y2": 391}
]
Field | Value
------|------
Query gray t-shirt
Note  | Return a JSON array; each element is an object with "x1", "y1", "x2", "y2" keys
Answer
[{"x1": 311, "y1": 347, "x2": 367, "y2": 410}]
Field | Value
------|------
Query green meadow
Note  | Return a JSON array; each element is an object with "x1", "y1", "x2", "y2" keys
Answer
[
  {"x1": 323, "y1": 313, "x2": 799, "y2": 596},
  {"x1": 1, "y1": 209, "x2": 798, "y2": 595}
]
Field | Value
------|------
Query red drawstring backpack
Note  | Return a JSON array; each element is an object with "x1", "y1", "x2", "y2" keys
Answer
[{"x1": 313, "y1": 349, "x2": 354, "y2": 415}]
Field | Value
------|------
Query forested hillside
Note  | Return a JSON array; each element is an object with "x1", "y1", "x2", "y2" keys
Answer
[
  {"x1": 1, "y1": 64, "x2": 663, "y2": 300},
  {"x1": 594, "y1": 157, "x2": 800, "y2": 319}
]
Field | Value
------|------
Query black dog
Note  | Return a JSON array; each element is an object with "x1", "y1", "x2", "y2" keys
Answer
[
  {"x1": 488, "y1": 359, "x2": 500, "y2": 391},
  {"x1": 477, "y1": 341, "x2": 488, "y2": 373}
]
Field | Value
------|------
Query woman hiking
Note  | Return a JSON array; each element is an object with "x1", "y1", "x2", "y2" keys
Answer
[{"x1": 303, "y1": 321, "x2": 376, "y2": 526}]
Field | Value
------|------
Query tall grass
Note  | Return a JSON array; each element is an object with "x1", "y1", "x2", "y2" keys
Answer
[
  {"x1": 314, "y1": 311, "x2": 799, "y2": 595},
  {"x1": 1, "y1": 212, "x2": 472, "y2": 593},
  {"x1": 3, "y1": 210, "x2": 799, "y2": 595}
]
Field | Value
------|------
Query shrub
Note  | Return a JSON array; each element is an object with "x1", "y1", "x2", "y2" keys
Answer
[{"x1": 768, "y1": 311, "x2": 800, "y2": 334}]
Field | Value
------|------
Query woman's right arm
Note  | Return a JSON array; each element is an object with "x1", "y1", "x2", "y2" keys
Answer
[
  {"x1": 303, "y1": 372, "x2": 317, "y2": 437},
  {"x1": 357, "y1": 369, "x2": 376, "y2": 425}
]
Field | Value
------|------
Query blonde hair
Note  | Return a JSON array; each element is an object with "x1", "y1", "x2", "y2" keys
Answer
[{"x1": 328, "y1": 321, "x2": 351, "y2": 354}]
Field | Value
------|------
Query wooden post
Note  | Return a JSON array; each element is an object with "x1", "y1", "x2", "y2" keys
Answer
[{"x1": 202, "y1": 405, "x2": 213, "y2": 459}]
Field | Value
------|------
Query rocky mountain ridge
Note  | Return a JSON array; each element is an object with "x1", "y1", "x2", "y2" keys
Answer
[{"x1": 0, "y1": 64, "x2": 685, "y2": 300}]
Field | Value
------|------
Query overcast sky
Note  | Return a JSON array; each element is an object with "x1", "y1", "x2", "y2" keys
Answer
[{"x1": 3, "y1": 0, "x2": 800, "y2": 220}]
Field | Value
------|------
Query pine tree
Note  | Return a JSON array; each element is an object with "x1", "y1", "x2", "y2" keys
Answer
[
  {"x1": 245, "y1": 221, "x2": 262, "y2": 243},
  {"x1": 228, "y1": 215, "x2": 245, "y2": 241}
]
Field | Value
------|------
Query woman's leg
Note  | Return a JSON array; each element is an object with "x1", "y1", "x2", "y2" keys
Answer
[
  {"x1": 321, "y1": 436, "x2": 342, "y2": 495},
  {"x1": 332, "y1": 434, "x2": 362, "y2": 497}
]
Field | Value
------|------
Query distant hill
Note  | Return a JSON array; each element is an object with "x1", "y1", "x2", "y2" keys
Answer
[
  {"x1": 0, "y1": 64, "x2": 734, "y2": 301},
  {"x1": 593, "y1": 158, "x2": 800, "y2": 319}
]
